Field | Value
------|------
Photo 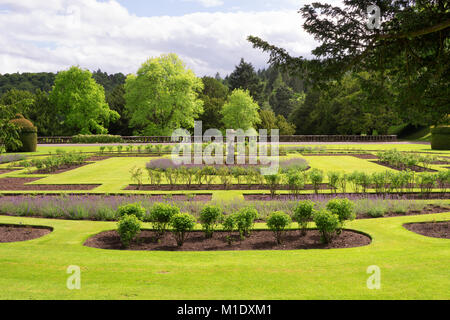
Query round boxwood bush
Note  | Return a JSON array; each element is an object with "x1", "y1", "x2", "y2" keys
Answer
[
  {"x1": 149, "y1": 203, "x2": 180, "y2": 236},
  {"x1": 326, "y1": 198, "x2": 355, "y2": 233},
  {"x1": 266, "y1": 211, "x2": 291, "y2": 244},
  {"x1": 116, "y1": 203, "x2": 146, "y2": 221},
  {"x1": 170, "y1": 213, "x2": 196, "y2": 247},
  {"x1": 234, "y1": 207, "x2": 258, "y2": 239},
  {"x1": 292, "y1": 200, "x2": 315, "y2": 235},
  {"x1": 431, "y1": 126, "x2": 450, "y2": 150},
  {"x1": 117, "y1": 214, "x2": 141, "y2": 248},
  {"x1": 7, "y1": 114, "x2": 37, "y2": 152},
  {"x1": 199, "y1": 205, "x2": 224, "y2": 238},
  {"x1": 313, "y1": 209, "x2": 340, "y2": 244}
]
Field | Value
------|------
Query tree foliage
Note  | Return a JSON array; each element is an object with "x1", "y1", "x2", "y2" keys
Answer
[
  {"x1": 49, "y1": 66, "x2": 119, "y2": 135},
  {"x1": 197, "y1": 76, "x2": 229, "y2": 130},
  {"x1": 226, "y1": 58, "x2": 265, "y2": 106},
  {"x1": 259, "y1": 109, "x2": 296, "y2": 135},
  {"x1": 0, "y1": 105, "x2": 21, "y2": 152},
  {"x1": 248, "y1": 0, "x2": 450, "y2": 125},
  {"x1": 222, "y1": 89, "x2": 261, "y2": 131},
  {"x1": 124, "y1": 54, "x2": 204, "y2": 136},
  {"x1": 106, "y1": 84, "x2": 132, "y2": 136}
]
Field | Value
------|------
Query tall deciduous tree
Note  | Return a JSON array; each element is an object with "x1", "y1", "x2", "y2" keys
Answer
[
  {"x1": 221, "y1": 89, "x2": 261, "y2": 131},
  {"x1": 32, "y1": 89, "x2": 60, "y2": 136},
  {"x1": 124, "y1": 54, "x2": 204, "y2": 136},
  {"x1": 106, "y1": 84, "x2": 132, "y2": 136},
  {"x1": 249, "y1": 0, "x2": 450, "y2": 126},
  {"x1": 0, "y1": 105, "x2": 21, "y2": 152},
  {"x1": 0, "y1": 89, "x2": 35, "y2": 119},
  {"x1": 49, "y1": 66, "x2": 119, "y2": 135},
  {"x1": 197, "y1": 76, "x2": 229, "y2": 131},
  {"x1": 259, "y1": 109, "x2": 296, "y2": 135}
]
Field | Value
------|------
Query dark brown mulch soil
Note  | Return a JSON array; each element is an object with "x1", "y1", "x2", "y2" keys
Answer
[
  {"x1": 0, "y1": 177, "x2": 100, "y2": 191},
  {"x1": 358, "y1": 205, "x2": 449, "y2": 219},
  {"x1": 374, "y1": 161, "x2": 437, "y2": 172},
  {"x1": 85, "y1": 156, "x2": 112, "y2": 161},
  {"x1": 0, "y1": 169, "x2": 17, "y2": 174},
  {"x1": 0, "y1": 224, "x2": 52, "y2": 243},
  {"x1": 403, "y1": 221, "x2": 450, "y2": 239},
  {"x1": 244, "y1": 192, "x2": 450, "y2": 201},
  {"x1": 431, "y1": 161, "x2": 450, "y2": 165},
  {"x1": 351, "y1": 154, "x2": 379, "y2": 159},
  {"x1": 129, "y1": 182, "x2": 450, "y2": 192},
  {"x1": 84, "y1": 229, "x2": 371, "y2": 251}
]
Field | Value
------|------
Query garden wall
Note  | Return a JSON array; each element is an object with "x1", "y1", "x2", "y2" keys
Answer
[{"x1": 38, "y1": 135, "x2": 398, "y2": 144}]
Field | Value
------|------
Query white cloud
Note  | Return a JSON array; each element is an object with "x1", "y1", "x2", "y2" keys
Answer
[
  {"x1": 0, "y1": 0, "x2": 319, "y2": 76},
  {"x1": 183, "y1": 0, "x2": 224, "y2": 8}
]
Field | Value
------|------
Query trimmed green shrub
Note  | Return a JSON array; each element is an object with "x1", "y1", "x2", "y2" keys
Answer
[
  {"x1": 326, "y1": 198, "x2": 355, "y2": 232},
  {"x1": 416, "y1": 173, "x2": 436, "y2": 194},
  {"x1": 149, "y1": 203, "x2": 180, "y2": 236},
  {"x1": 7, "y1": 114, "x2": 37, "y2": 152},
  {"x1": 26, "y1": 151, "x2": 87, "y2": 173},
  {"x1": 292, "y1": 200, "x2": 315, "y2": 235},
  {"x1": 437, "y1": 170, "x2": 450, "y2": 193},
  {"x1": 431, "y1": 126, "x2": 450, "y2": 150},
  {"x1": 309, "y1": 168, "x2": 324, "y2": 194},
  {"x1": 72, "y1": 134, "x2": 123, "y2": 144},
  {"x1": 327, "y1": 171, "x2": 340, "y2": 194},
  {"x1": 199, "y1": 205, "x2": 224, "y2": 238},
  {"x1": 222, "y1": 214, "x2": 236, "y2": 245},
  {"x1": 169, "y1": 213, "x2": 196, "y2": 246},
  {"x1": 234, "y1": 207, "x2": 258, "y2": 239},
  {"x1": 116, "y1": 203, "x2": 146, "y2": 221},
  {"x1": 286, "y1": 170, "x2": 305, "y2": 195},
  {"x1": 129, "y1": 166, "x2": 144, "y2": 189},
  {"x1": 313, "y1": 209, "x2": 339, "y2": 244},
  {"x1": 264, "y1": 172, "x2": 282, "y2": 198},
  {"x1": 117, "y1": 214, "x2": 141, "y2": 248},
  {"x1": 267, "y1": 211, "x2": 291, "y2": 244}
]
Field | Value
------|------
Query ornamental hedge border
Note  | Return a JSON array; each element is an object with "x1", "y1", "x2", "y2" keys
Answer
[{"x1": 431, "y1": 126, "x2": 450, "y2": 150}]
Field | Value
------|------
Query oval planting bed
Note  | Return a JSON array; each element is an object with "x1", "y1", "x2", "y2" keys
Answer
[
  {"x1": 84, "y1": 229, "x2": 371, "y2": 251},
  {"x1": 403, "y1": 221, "x2": 450, "y2": 239},
  {"x1": 0, "y1": 224, "x2": 52, "y2": 243}
]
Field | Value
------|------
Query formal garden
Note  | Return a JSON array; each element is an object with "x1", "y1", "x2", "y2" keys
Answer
[
  {"x1": 0, "y1": 139, "x2": 449, "y2": 299},
  {"x1": 0, "y1": 0, "x2": 449, "y2": 301}
]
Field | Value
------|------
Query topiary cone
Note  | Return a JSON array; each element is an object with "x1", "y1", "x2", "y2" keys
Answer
[
  {"x1": 7, "y1": 114, "x2": 38, "y2": 152},
  {"x1": 431, "y1": 126, "x2": 450, "y2": 150}
]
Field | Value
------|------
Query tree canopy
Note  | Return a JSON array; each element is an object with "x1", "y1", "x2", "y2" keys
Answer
[
  {"x1": 221, "y1": 89, "x2": 261, "y2": 131},
  {"x1": 248, "y1": 0, "x2": 450, "y2": 126},
  {"x1": 49, "y1": 66, "x2": 119, "y2": 135},
  {"x1": 124, "y1": 54, "x2": 204, "y2": 136},
  {"x1": 197, "y1": 76, "x2": 229, "y2": 131},
  {"x1": 226, "y1": 58, "x2": 265, "y2": 106}
]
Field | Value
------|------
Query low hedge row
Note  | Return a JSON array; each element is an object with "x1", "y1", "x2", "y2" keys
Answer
[
  {"x1": 431, "y1": 126, "x2": 450, "y2": 150},
  {"x1": 73, "y1": 135, "x2": 123, "y2": 144}
]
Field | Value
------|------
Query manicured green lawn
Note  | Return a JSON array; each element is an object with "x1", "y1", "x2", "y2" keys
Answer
[
  {"x1": 302, "y1": 156, "x2": 398, "y2": 174},
  {"x1": 0, "y1": 213, "x2": 448, "y2": 299},
  {"x1": 2, "y1": 142, "x2": 449, "y2": 158},
  {"x1": 0, "y1": 142, "x2": 449, "y2": 299}
]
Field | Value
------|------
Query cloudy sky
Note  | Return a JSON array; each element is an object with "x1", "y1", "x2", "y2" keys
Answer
[{"x1": 0, "y1": 0, "x2": 342, "y2": 76}]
